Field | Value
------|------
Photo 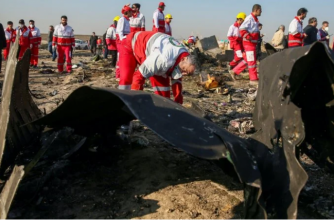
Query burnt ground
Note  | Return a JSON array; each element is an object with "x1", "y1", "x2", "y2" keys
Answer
[{"x1": 0, "y1": 49, "x2": 334, "y2": 218}]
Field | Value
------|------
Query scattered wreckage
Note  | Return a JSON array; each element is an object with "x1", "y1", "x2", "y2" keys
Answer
[{"x1": 0, "y1": 33, "x2": 333, "y2": 219}]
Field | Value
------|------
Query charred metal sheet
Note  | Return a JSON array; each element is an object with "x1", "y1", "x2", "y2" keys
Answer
[
  {"x1": 33, "y1": 86, "x2": 300, "y2": 219},
  {"x1": 253, "y1": 42, "x2": 334, "y2": 218},
  {"x1": 0, "y1": 36, "x2": 42, "y2": 174}
]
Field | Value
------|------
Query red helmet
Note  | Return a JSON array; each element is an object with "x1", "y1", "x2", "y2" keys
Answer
[
  {"x1": 121, "y1": 5, "x2": 132, "y2": 14},
  {"x1": 159, "y1": 2, "x2": 165, "y2": 6}
]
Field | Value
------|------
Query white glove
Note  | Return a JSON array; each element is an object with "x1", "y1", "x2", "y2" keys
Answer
[
  {"x1": 30, "y1": 44, "x2": 32, "y2": 48},
  {"x1": 52, "y1": 45, "x2": 56, "y2": 50},
  {"x1": 326, "y1": 36, "x2": 330, "y2": 39}
]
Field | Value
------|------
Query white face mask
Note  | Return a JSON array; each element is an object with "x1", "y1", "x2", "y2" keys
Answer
[
  {"x1": 325, "y1": 27, "x2": 329, "y2": 32},
  {"x1": 20, "y1": 24, "x2": 24, "y2": 28},
  {"x1": 29, "y1": 24, "x2": 34, "y2": 28}
]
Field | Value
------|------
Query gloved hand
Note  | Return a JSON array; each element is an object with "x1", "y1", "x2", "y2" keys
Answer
[
  {"x1": 30, "y1": 44, "x2": 32, "y2": 48},
  {"x1": 326, "y1": 36, "x2": 330, "y2": 39},
  {"x1": 52, "y1": 45, "x2": 56, "y2": 51}
]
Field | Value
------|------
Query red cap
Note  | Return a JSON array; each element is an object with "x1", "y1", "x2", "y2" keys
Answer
[
  {"x1": 121, "y1": 5, "x2": 132, "y2": 14},
  {"x1": 159, "y1": 2, "x2": 165, "y2": 6}
]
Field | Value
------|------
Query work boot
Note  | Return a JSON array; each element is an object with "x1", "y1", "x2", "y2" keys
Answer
[
  {"x1": 249, "y1": 80, "x2": 259, "y2": 87},
  {"x1": 229, "y1": 70, "x2": 236, "y2": 81}
]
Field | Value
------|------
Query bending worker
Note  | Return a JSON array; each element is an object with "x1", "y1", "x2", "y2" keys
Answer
[{"x1": 118, "y1": 31, "x2": 196, "y2": 104}]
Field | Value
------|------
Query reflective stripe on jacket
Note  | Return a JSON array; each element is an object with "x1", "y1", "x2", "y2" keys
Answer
[
  {"x1": 239, "y1": 13, "x2": 260, "y2": 46},
  {"x1": 130, "y1": 12, "x2": 146, "y2": 32},
  {"x1": 288, "y1": 17, "x2": 304, "y2": 47}
]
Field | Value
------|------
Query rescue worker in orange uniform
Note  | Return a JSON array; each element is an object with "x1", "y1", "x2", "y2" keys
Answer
[
  {"x1": 28, "y1": 20, "x2": 41, "y2": 67},
  {"x1": 227, "y1": 12, "x2": 246, "y2": 71},
  {"x1": 119, "y1": 31, "x2": 196, "y2": 104},
  {"x1": 3, "y1": 21, "x2": 16, "y2": 60},
  {"x1": 130, "y1": 3, "x2": 145, "y2": 33},
  {"x1": 52, "y1": 15, "x2": 75, "y2": 73},
  {"x1": 165, "y1": 14, "x2": 173, "y2": 36},
  {"x1": 152, "y1": 2, "x2": 166, "y2": 33},
  {"x1": 17, "y1": 19, "x2": 33, "y2": 61},
  {"x1": 229, "y1": 4, "x2": 262, "y2": 86}
]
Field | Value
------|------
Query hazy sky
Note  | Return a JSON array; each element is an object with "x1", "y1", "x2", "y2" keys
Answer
[{"x1": 1, "y1": 0, "x2": 333, "y2": 43}]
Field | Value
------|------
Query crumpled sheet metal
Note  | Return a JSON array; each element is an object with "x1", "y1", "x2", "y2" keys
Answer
[
  {"x1": 253, "y1": 42, "x2": 334, "y2": 218},
  {"x1": 0, "y1": 41, "x2": 42, "y2": 173},
  {"x1": 34, "y1": 86, "x2": 297, "y2": 219}
]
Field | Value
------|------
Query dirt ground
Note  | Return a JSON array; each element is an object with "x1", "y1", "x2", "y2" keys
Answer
[{"x1": 1, "y1": 49, "x2": 334, "y2": 219}]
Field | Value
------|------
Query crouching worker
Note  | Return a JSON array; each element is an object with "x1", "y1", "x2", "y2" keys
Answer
[{"x1": 118, "y1": 31, "x2": 196, "y2": 104}]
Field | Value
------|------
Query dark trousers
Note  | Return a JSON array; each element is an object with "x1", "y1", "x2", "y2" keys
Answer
[
  {"x1": 103, "y1": 47, "x2": 108, "y2": 59},
  {"x1": 110, "y1": 50, "x2": 117, "y2": 67},
  {"x1": 91, "y1": 45, "x2": 96, "y2": 55}
]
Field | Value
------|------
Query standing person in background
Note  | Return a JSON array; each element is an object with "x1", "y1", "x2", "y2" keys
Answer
[
  {"x1": 97, "y1": 37, "x2": 102, "y2": 55},
  {"x1": 165, "y1": 14, "x2": 173, "y2": 36},
  {"x1": 52, "y1": 15, "x2": 75, "y2": 74},
  {"x1": 256, "y1": 23, "x2": 263, "y2": 60},
  {"x1": 0, "y1": 23, "x2": 6, "y2": 73},
  {"x1": 229, "y1": 4, "x2": 262, "y2": 85},
  {"x1": 227, "y1": 12, "x2": 246, "y2": 71},
  {"x1": 319, "y1": 21, "x2": 329, "y2": 46},
  {"x1": 303, "y1": 17, "x2": 318, "y2": 46},
  {"x1": 103, "y1": 31, "x2": 108, "y2": 59},
  {"x1": 288, "y1": 8, "x2": 308, "y2": 48},
  {"x1": 17, "y1": 19, "x2": 33, "y2": 61},
  {"x1": 271, "y1": 25, "x2": 285, "y2": 51},
  {"x1": 3, "y1": 21, "x2": 16, "y2": 61},
  {"x1": 90, "y1": 32, "x2": 98, "y2": 56},
  {"x1": 152, "y1": 2, "x2": 166, "y2": 33},
  {"x1": 130, "y1": 3, "x2": 145, "y2": 33},
  {"x1": 106, "y1": 16, "x2": 119, "y2": 68},
  {"x1": 116, "y1": 5, "x2": 132, "y2": 84},
  {"x1": 28, "y1": 20, "x2": 41, "y2": 68},
  {"x1": 48, "y1": 25, "x2": 57, "y2": 61}
]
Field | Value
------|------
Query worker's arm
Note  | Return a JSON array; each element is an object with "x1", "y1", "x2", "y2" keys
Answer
[
  {"x1": 116, "y1": 18, "x2": 126, "y2": 40},
  {"x1": 227, "y1": 26, "x2": 239, "y2": 42},
  {"x1": 141, "y1": 15, "x2": 146, "y2": 31},
  {"x1": 36, "y1": 28, "x2": 41, "y2": 45},
  {"x1": 171, "y1": 78, "x2": 183, "y2": 104},
  {"x1": 319, "y1": 30, "x2": 329, "y2": 41},
  {"x1": 239, "y1": 20, "x2": 251, "y2": 40},
  {"x1": 12, "y1": 30, "x2": 16, "y2": 43},
  {"x1": 139, "y1": 51, "x2": 170, "y2": 78},
  {"x1": 153, "y1": 10, "x2": 159, "y2": 29}
]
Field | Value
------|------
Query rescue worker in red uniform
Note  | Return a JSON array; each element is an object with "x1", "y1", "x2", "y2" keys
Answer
[
  {"x1": 130, "y1": 3, "x2": 145, "y2": 33},
  {"x1": 28, "y1": 20, "x2": 41, "y2": 67},
  {"x1": 152, "y1": 2, "x2": 166, "y2": 33},
  {"x1": 229, "y1": 4, "x2": 262, "y2": 86},
  {"x1": 227, "y1": 12, "x2": 246, "y2": 71},
  {"x1": 106, "y1": 16, "x2": 119, "y2": 68},
  {"x1": 3, "y1": 21, "x2": 16, "y2": 60},
  {"x1": 17, "y1": 19, "x2": 33, "y2": 61},
  {"x1": 52, "y1": 15, "x2": 75, "y2": 73},
  {"x1": 288, "y1": 8, "x2": 308, "y2": 48},
  {"x1": 116, "y1": 5, "x2": 132, "y2": 81},
  {"x1": 165, "y1": 14, "x2": 173, "y2": 36},
  {"x1": 119, "y1": 31, "x2": 196, "y2": 104}
]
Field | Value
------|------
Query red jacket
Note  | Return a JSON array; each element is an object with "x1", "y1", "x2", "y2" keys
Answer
[
  {"x1": 52, "y1": 24, "x2": 75, "y2": 47},
  {"x1": 227, "y1": 22, "x2": 243, "y2": 50},
  {"x1": 29, "y1": 26, "x2": 41, "y2": 46},
  {"x1": 152, "y1": 8, "x2": 165, "y2": 33},
  {"x1": 17, "y1": 26, "x2": 33, "y2": 47},
  {"x1": 239, "y1": 13, "x2": 260, "y2": 46},
  {"x1": 130, "y1": 12, "x2": 146, "y2": 33},
  {"x1": 106, "y1": 24, "x2": 117, "y2": 50},
  {"x1": 4, "y1": 28, "x2": 16, "y2": 44},
  {"x1": 288, "y1": 17, "x2": 304, "y2": 47}
]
